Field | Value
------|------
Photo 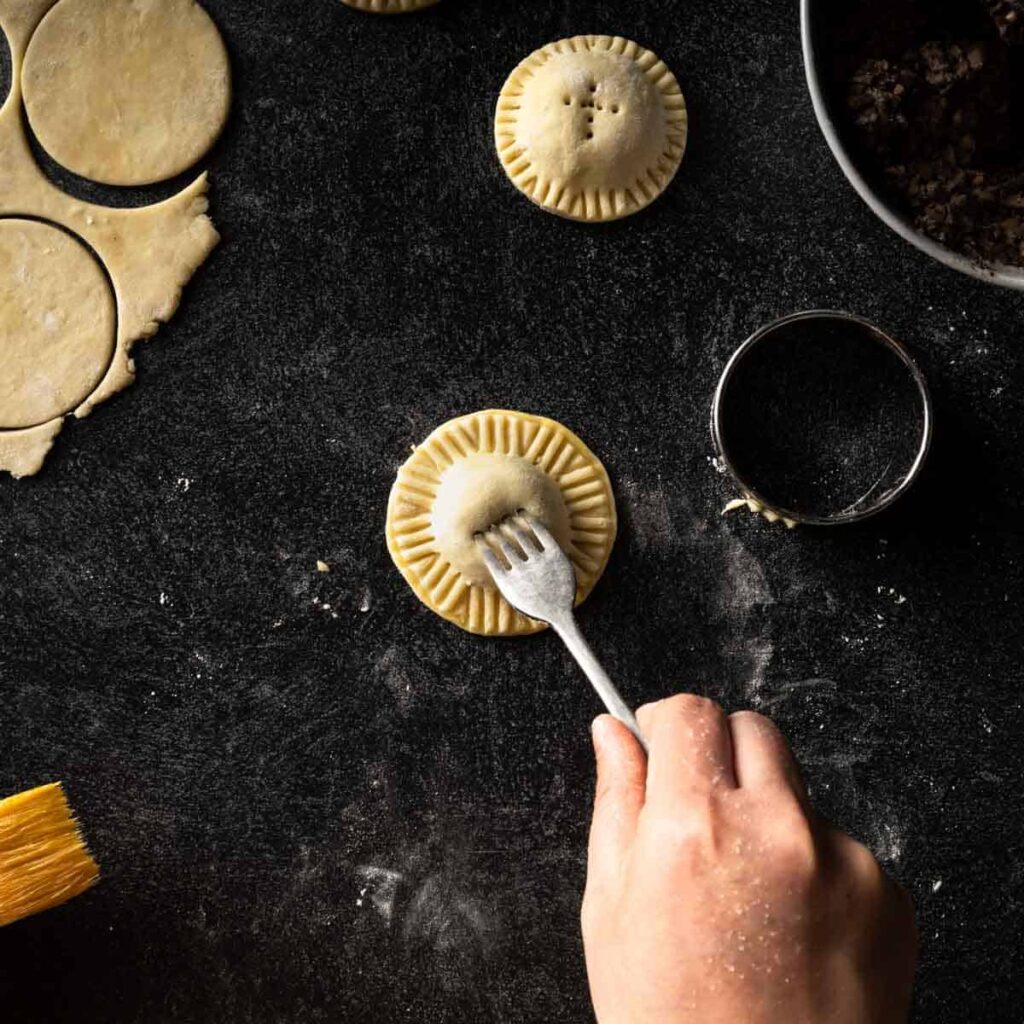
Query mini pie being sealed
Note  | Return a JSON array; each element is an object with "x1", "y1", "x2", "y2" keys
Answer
[
  {"x1": 386, "y1": 410, "x2": 617, "y2": 636},
  {"x1": 495, "y1": 35, "x2": 688, "y2": 222},
  {"x1": 341, "y1": 0, "x2": 438, "y2": 13}
]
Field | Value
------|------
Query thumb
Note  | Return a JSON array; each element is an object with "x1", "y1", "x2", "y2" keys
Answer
[{"x1": 587, "y1": 715, "x2": 646, "y2": 894}]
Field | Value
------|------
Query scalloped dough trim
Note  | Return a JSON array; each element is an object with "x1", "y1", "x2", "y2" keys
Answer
[
  {"x1": 722, "y1": 497, "x2": 797, "y2": 530},
  {"x1": 342, "y1": 0, "x2": 438, "y2": 13},
  {"x1": 386, "y1": 410, "x2": 617, "y2": 636},
  {"x1": 495, "y1": 35, "x2": 687, "y2": 222}
]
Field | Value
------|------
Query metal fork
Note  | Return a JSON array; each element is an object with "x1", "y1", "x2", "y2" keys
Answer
[{"x1": 476, "y1": 514, "x2": 648, "y2": 754}]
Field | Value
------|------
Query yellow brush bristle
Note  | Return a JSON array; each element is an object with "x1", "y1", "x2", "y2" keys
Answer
[{"x1": 0, "y1": 782, "x2": 99, "y2": 927}]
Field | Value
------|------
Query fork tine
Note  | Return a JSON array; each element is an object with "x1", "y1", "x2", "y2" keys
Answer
[
  {"x1": 519, "y1": 514, "x2": 557, "y2": 552},
  {"x1": 476, "y1": 536, "x2": 508, "y2": 576},
  {"x1": 500, "y1": 517, "x2": 539, "y2": 556},
  {"x1": 492, "y1": 532, "x2": 524, "y2": 565}
]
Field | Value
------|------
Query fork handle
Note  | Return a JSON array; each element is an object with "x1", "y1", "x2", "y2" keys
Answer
[{"x1": 552, "y1": 615, "x2": 649, "y2": 756}]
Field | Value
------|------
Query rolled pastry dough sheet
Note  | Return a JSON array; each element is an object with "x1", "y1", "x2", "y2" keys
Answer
[
  {"x1": 341, "y1": 0, "x2": 439, "y2": 13},
  {"x1": 0, "y1": 0, "x2": 225, "y2": 476}
]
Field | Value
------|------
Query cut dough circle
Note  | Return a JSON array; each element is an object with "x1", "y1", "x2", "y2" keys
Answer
[
  {"x1": 21, "y1": 0, "x2": 231, "y2": 186},
  {"x1": 495, "y1": 35, "x2": 688, "y2": 222},
  {"x1": 341, "y1": 0, "x2": 438, "y2": 12},
  {"x1": 0, "y1": 219, "x2": 115, "y2": 430},
  {"x1": 386, "y1": 410, "x2": 617, "y2": 637}
]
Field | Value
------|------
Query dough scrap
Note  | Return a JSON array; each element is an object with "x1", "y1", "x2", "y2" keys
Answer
[
  {"x1": 341, "y1": 0, "x2": 438, "y2": 13},
  {"x1": 0, "y1": 0, "x2": 222, "y2": 477},
  {"x1": 0, "y1": 219, "x2": 115, "y2": 429},
  {"x1": 386, "y1": 410, "x2": 617, "y2": 636},
  {"x1": 495, "y1": 35, "x2": 688, "y2": 222},
  {"x1": 722, "y1": 497, "x2": 797, "y2": 530},
  {"x1": 22, "y1": 0, "x2": 231, "y2": 187}
]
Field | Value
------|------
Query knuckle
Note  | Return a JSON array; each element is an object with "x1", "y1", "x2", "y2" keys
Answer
[
  {"x1": 662, "y1": 693, "x2": 723, "y2": 722},
  {"x1": 680, "y1": 693, "x2": 720, "y2": 713},
  {"x1": 729, "y1": 708, "x2": 765, "y2": 725},
  {"x1": 768, "y1": 812, "x2": 819, "y2": 876},
  {"x1": 833, "y1": 834, "x2": 892, "y2": 906},
  {"x1": 730, "y1": 709, "x2": 778, "y2": 735},
  {"x1": 637, "y1": 694, "x2": 725, "y2": 739},
  {"x1": 847, "y1": 837, "x2": 886, "y2": 886},
  {"x1": 835, "y1": 836, "x2": 918, "y2": 938}
]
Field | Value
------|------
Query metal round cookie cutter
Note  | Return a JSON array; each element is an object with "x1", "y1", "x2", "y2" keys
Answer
[{"x1": 711, "y1": 310, "x2": 933, "y2": 527}]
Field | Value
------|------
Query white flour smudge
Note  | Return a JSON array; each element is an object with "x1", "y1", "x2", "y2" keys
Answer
[
  {"x1": 867, "y1": 819, "x2": 906, "y2": 865},
  {"x1": 620, "y1": 476, "x2": 776, "y2": 704},
  {"x1": 718, "y1": 532, "x2": 774, "y2": 614},
  {"x1": 717, "y1": 529, "x2": 775, "y2": 706},
  {"x1": 356, "y1": 864, "x2": 403, "y2": 923},
  {"x1": 623, "y1": 479, "x2": 680, "y2": 554},
  {"x1": 729, "y1": 635, "x2": 775, "y2": 707},
  {"x1": 375, "y1": 645, "x2": 418, "y2": 709}
]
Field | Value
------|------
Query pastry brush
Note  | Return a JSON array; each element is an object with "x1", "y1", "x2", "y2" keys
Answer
[{"x1": 0, "y1": 782, "x2": 99, "y2": 927}]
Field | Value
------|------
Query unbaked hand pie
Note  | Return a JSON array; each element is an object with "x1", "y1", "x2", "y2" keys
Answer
[
  {"x1": 341, "y1": 0, "x2": 438, "y2": 13},
  {"x1": 386, "y1": 410, "x2": 617, "y2": 636},
  {"x1": 495, "y1": 35, "x2": 688, "y2": 222}
]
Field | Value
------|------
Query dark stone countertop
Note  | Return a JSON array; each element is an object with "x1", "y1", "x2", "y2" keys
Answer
[{"x1": 1, "y1": 1, "x2": 1022, "y2": 1021}]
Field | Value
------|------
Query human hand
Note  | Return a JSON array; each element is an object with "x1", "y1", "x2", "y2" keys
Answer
[{"x1": 582, "y1": 696, "x2": 917, "y2": 1024}]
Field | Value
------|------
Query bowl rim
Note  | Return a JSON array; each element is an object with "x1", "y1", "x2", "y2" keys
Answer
[
  {"x1": 799, "y1": 0, "x2": 1024, "y2": 292},
  {"x1": 710, "y1": 309, "x2": 934, "y2": 527}
]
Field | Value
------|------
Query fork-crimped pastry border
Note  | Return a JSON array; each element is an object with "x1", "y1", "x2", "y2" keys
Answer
[
  {"x1": 495, "y1": 34, "x2": 688, "y2": 222},
  {"x1": 386, "y1": 409, "x2": 617, "y2": 637}
]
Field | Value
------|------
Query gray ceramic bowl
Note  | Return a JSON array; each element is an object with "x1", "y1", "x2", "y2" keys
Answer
[{"x1": 800, "y1": 0, "x2": 1024, "y2": 291}]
